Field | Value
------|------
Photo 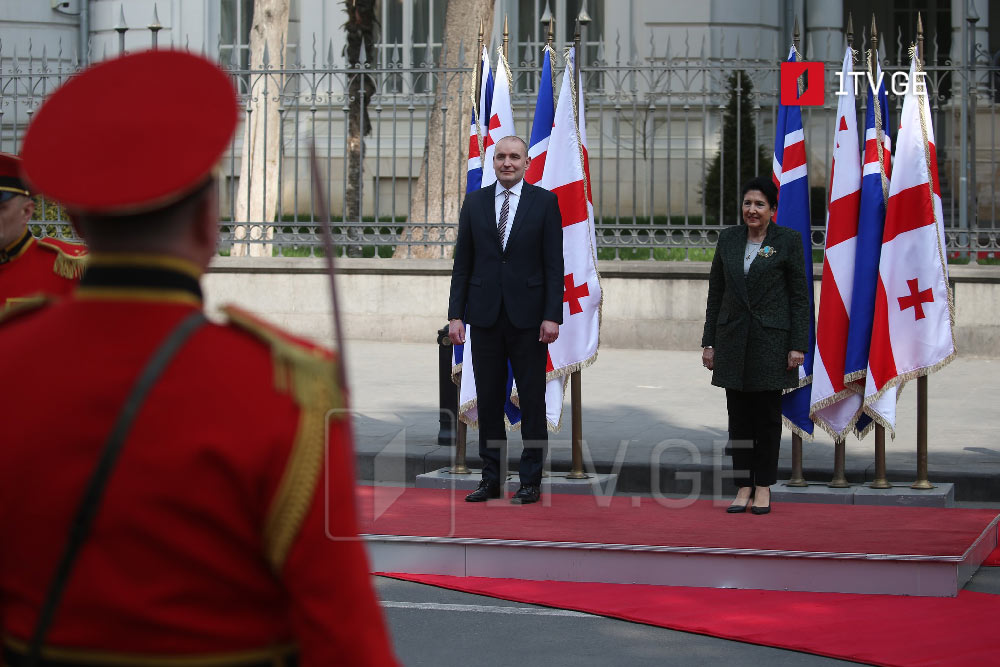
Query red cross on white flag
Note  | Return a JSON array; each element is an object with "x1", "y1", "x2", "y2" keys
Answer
[
  {"x1": 539, "y1": 46, "x2": 602, "y2": 380},
  {"x1": 863, "y1": 52, "x2": 955, "y2": 435}
]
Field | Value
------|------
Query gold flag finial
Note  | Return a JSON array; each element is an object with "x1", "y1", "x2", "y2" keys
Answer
[
  {"x1": 871, "y1": 14, "x2": 878, "y2": 50},
  {"x1": 503, "y1": 15, "x2": 509, "y2": 59},
  {"x1": 548, "y1": 17, "x2": 555, "y2": 47},
  {"x1": 846, "y1": 12, "x2": 854, "y2": 47},
  {"x1": 793, "y1": 15, "x2": 800, "y2": 53}
]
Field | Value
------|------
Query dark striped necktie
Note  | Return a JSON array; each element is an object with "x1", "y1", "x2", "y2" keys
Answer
[{"x1": 498, "y1": 189, "x2": 511, "y2": 248}]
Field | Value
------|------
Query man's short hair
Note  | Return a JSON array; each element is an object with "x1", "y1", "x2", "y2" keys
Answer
[{"x1": 495, "y1": 135, "x2": 528, "y2": 154}]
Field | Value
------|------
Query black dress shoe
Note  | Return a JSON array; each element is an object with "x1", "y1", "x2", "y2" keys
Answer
[
  {"x1": 726, "y1": 499, "x2": 750, "y2": 513},
  {"x1": 465, "y1": 479, "x2": 501, "y2": 502},
  {"x1": 510, "y1": 484, "x2": 540, "y2": 505},
  {"x1": 751, "y1": 502, "x2": 771, "y2": 515},
  {"x1": 726, "y1": 492, "x2": 753, "y2": 513}
]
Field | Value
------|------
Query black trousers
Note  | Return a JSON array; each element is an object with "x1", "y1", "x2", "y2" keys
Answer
[
  {"x1": 470, "y1": 305, "x2": 548, "y2": 486},
  {"x1": 725, "y1": 388, "x2": 782, "y2": 488}
]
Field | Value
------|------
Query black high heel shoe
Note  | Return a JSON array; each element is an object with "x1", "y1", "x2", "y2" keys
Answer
[
  {"x1": 726, "y1": 492, "x2": 753, "y2": 513},
  {"x1": 751, "y1": 488, "x2": 771, "y2": 515}
]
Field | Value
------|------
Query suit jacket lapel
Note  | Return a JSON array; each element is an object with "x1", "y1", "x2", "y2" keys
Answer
[
  {"x1": 503, "y1": 182, "x2": 535, "y2": 254},
  {"x1": 725, "y1": 224, "x2": 750, "y2": 305},
  {"x1": 480, "y1": 183, "x2": 501, "y2": 253}
]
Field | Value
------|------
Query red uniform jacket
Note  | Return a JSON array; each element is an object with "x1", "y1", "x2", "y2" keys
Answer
[
  {"x1": 0, "y1": 256, "x2": 398, "y2": 666},
  {"x1": 0, "y1": 231, "x2": 87, "y2": 308}
]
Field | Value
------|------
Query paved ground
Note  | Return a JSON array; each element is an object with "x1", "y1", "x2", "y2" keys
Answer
[{"x1": 345, "y1": 341, "x2": 1000, "y2": 500}]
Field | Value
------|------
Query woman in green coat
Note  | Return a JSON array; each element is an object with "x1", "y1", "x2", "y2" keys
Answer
[{"x1": 701, "y1": 177, "x2": 811, "y2": 515}]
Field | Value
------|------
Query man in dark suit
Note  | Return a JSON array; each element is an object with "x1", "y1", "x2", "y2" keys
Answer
[{"x1": 448, "y1": 135, "x2": 563, "y2": 505}]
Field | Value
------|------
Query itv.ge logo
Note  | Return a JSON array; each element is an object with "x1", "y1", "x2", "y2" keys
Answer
[
  {"x1": 780, "y1": 61, "x2": 928, "y2": 106},
  {"x1": 780, "y1": 61, "x2": 824, "y2": 106}
]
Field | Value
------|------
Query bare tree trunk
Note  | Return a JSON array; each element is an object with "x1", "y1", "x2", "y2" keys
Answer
[
  {"x1": 343, "y1": 0, "x2": 377, "y2": 257},
  {"x1": 233, "y1": 0, "x2": 289, "y2": 258},
  {"x1": 394, "y1": 0, "x2": 496, "y2": 259}
]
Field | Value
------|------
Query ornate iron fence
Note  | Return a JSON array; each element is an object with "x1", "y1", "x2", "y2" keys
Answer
[{"x1": 3, "y1": 26, "x2": 999, "y2": 261}]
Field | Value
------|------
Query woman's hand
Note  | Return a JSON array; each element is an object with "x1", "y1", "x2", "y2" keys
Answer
[
  {"x1": 702, "y1": 347, "x2": 715, "y2": 371},
  {"x1": 787, "y1": 350, "x2": 804, "y2": 370}
]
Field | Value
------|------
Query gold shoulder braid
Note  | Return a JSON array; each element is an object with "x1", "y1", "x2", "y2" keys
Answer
[
  {"x1": 37, "y1": 238, "x2": 88, "y2": 280},
  {"x1": 222, "y1": 305, "x2": 345, "y2": 571}
]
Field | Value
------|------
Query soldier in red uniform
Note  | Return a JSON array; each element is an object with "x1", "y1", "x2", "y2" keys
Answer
[
  {"x1": 0, "y1": 151, "x2": 87, "y2": 309},
  {"x1": 0, "y1": 50, "x2": 398, "y2": 666}
]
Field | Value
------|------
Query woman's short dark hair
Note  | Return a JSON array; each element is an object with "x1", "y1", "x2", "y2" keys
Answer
[{"x1": 740, "y1": 176, "x2": 778, "y2": 209}]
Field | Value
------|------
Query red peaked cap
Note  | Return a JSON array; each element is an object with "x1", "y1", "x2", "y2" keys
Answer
[
  {"x1": 20, "y1": 49, "x2": 238, "y2": 216},
  {"x1": 0, "y1": 151, "x2": 30, "y2": 203}
]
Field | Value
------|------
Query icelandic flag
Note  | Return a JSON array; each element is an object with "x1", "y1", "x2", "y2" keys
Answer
[
  {"x1": 809, "y1": 46, "x2": 863, "y2": 438},
  {"x1": 772, "y1": 45, "x2": 816, "y2": 440},
  {"x1": 481, "y1": 46, "x2": 517, "y2": 188},
  {"x1": 863, "y1": 51, "x2": 955, "y2": 435},
  {"x1": 525, "y1": 45, "x2": 555, "y2": 185},
  {"x1": 846, "y1": 52, "x2": 896, "y2": 436}
]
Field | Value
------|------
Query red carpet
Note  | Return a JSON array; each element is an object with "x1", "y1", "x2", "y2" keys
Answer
[
  {"x1": 358, "y1": 486, "x2": 999, "y2": 559},
  {"x1": 380, "y1": 573, "x2": 1000, "y2": 667}
]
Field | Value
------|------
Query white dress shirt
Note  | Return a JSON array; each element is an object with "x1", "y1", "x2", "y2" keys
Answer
[{"x1": 494, "y1": 179, "x2": 523, "y2": 251}]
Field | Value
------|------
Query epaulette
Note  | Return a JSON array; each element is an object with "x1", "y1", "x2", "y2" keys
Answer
[
  {"x1": 0, "y1": 295, "x2": 51, "y2": 325},
  {"x1": 222, "y1": 304, "x2": 343, "y2": 412},
  {"x1": 223, "y1": 304, "x2": 345, "y2": 571},
  {"x1": 37, "y1": 237, "x2": 88, "y2": 280}
]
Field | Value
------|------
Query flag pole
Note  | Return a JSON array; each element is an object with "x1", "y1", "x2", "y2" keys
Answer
[
  {"x1": 567, "y1": 14, "x2": 590, "y2": 480},
  {"x1": 786, "y1": 16, "x2": 807, "y2": 487},
  {"x1": 867, "y1": 14, "x2": 892, "y2": 490},
  {"x1": 451, "y1": 20, "x2": 485, "y2": 478},
  {"x1": 911, "y1": 13, "x2": 934, "y2": 491},
  {"x1": 475, "y1": 19, "x2": 483, "y2": 120}
]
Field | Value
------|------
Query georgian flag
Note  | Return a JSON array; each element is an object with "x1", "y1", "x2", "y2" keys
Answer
[
  {"x1": 863, "y1": 53, "x2": 955, "y2": 434},
  {"x1": 847, "y1": 53, "x2": 896, "y2": 436},
  {"x1": 809, "y1": 47, "x2": 863, "y2": 438},
  {"x1": 540, "y1": 46, "x2": 601, "y2": 378},
  {"x1": 481, "y1": 47, "x2": 517, "y2": 188},
  {"x1": 772, "y1": 45, "x2": 816, "y2": 440}
]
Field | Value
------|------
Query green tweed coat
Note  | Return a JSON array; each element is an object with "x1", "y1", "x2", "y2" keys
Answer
[{"x1": 701, "y1": 223, "x2": 811, "y2": 391}]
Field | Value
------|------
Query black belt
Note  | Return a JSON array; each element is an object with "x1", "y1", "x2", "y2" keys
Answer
[{"x1": 3, "y1": 645, "x2": 299, "y2": 667}]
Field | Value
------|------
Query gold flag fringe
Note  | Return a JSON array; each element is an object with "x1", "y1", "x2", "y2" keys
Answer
[
  {"x1": 782, "y1": 415, "x2": 814, "y2": 441},
  {"x1": 783, "y1": 372, "x2": 813, "y2": 393},
  {"x1": 843, "y1": 368, "x2": 867, "y2": 392},
  {"x1": 545, "y1": 350, "x2": 598, "y2": 382}
]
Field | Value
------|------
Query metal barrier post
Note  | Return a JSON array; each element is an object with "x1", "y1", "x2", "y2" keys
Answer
[{"x1": 437, "y1": 325, "x2": 457, "y2": 447}]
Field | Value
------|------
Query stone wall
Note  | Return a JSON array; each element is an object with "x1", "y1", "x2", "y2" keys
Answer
[{"x1": 204, "y1": 257, "x2": 1000, "y2": 357}]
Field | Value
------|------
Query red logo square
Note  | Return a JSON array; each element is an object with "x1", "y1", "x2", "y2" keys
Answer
[{"x1": 780, "y1": 61, "x2": 824, "y2": 106}]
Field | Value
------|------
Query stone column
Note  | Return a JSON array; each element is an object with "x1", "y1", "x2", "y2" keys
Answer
[{"x1": 805, "y1": 0, "x2": 844, "y2": 63}]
